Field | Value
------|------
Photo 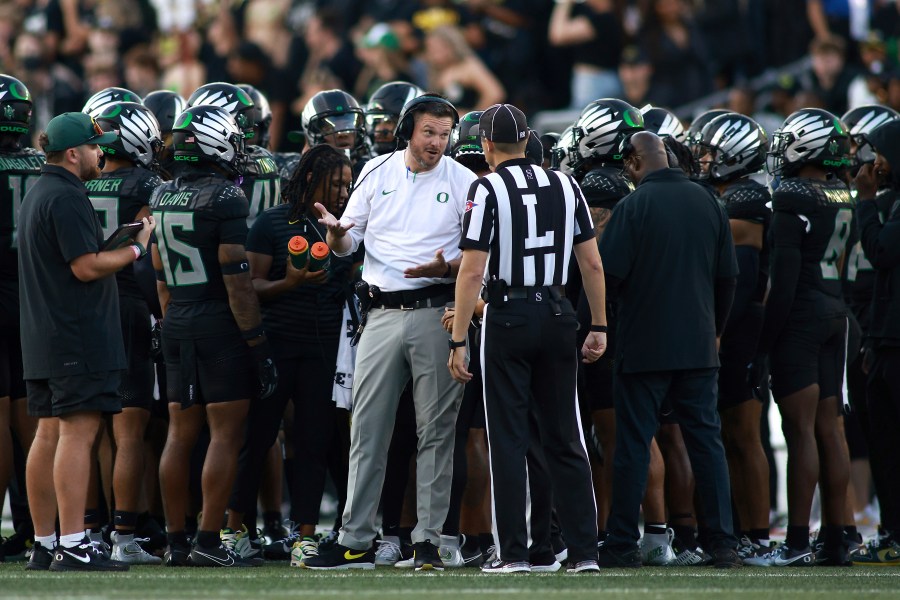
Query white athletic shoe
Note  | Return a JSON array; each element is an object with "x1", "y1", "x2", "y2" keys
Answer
[
  {"x1": 439, "y1": 534, "x2": 464, "y2": 568},
  {"x1": 640, "y1": 529, "x2": 677, "y2": 566},
  {"x1": 375, "y1": 536, "x2": 402, "y2": 566},
  {"x1": 110, "y1": 531, "x2": 162, "y2": 565}
]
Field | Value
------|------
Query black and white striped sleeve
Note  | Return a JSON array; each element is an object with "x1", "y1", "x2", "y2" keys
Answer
[
  {"x1": 570, "y1": 176, "x2": 595, "y2": 245},
  {"x1": 460, "y1": 178, "x2": 494, "y2": 251}
]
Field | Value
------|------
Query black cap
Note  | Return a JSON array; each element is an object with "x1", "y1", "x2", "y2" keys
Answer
[{"x1": 480, "y1": 103, "x2": 528, "y2": 144}]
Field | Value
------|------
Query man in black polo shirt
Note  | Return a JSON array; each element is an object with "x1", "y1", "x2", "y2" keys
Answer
[
  {"x1": 596, "y1": 131, "x2": 740, "y2": 569},
  {"x1": 18, "y1": 112, "x2": 155, "y2": 571},
  {"x1": 449, "y1": 103, "x2": 609, "y2": 574}
]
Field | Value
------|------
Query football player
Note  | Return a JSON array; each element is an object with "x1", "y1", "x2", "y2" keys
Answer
[
  {"x1": 152, "y1": 105, "x2": 277, "y2": 568},
  {"x1": 746, "y1": 108, "x2": 854, "y2": 567},
  {"x1": 0, "y1": 75, "x2": 42, "y2": 562},
  {"x1": 695, "y1": 113, "x2": 773, "y2": 560}
]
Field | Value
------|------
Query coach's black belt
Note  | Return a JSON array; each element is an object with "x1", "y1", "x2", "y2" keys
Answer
[
  {"x1": 372, "y1": 283, "x2": 454, "y2": 310},
  {"x1": 505, "y1": 285, "x2": 567, "y2": 301}
]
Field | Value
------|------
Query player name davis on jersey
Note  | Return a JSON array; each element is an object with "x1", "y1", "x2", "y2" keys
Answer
[{"x1": 156, "y1": 190, "x2": 196, "y2": 207}]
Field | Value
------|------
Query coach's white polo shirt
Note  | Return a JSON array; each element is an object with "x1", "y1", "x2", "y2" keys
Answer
[{"x1": 337, "y1": 150, "x2": 477, "y2": 292}]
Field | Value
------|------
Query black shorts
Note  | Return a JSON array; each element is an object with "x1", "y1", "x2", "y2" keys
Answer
[
  {"x1": 26, "y1": 371, "x2": 122, "y2": 418},
  {"x1": 770, "y1": 299, "x2": 847, "y2": 401},
  {"x1": 119, "y1": 295, "x2": 155, "y2": 410},
  {"x1": 718, "y1": 303, "x2": 764, "y2": 410},
  {"x1": 579, "y1": 357, "x2": 614, "y2": 412},
  {"x1": 163, "y1": 331, "x2": 256, "y2": 408},
  {"x1": 0, "y1": 327, "x2": 25, "y2": 400}
]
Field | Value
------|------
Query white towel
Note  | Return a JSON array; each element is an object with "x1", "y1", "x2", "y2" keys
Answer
[{"x1": 333, "y1": 300, "x2": 357, "y2": 411}]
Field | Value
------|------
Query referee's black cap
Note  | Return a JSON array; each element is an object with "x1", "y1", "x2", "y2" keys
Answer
[{"x1": 480, "y1": 103, "x2": 529, "y2": 143}]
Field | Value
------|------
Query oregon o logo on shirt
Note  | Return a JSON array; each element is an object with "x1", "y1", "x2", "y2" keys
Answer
[{"x1": 436, "y1": 192, "x2": 449, "y2": 203}]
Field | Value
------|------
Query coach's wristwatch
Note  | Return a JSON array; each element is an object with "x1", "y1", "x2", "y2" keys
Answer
[{"x1": 448, "y1": 338, "x2": 466, "y2": 350}]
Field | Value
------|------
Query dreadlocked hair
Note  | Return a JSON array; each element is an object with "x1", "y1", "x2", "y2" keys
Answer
[{"x1": 284, "y1": 144, "x2": 351, "y2": 221}]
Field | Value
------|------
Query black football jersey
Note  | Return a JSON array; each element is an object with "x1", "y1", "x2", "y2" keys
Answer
[
  {"x1": 721, "y1": 177, "x2": 772, "y2": 302},
  {"x1": 273, "y1": 151, "x2": 301, "y2": 193},
  {"x1": 241, "y1": 145, "x2": 281, "y2": 228},
  {"x1": 844, "y1": 188, "x2": 896, "y2": 325},
  {"x1": 771, "y1": 177, "x2": 854, "y2": 300},
  {"x1": 85, "y1": 167, "x2": 163, "y2": 298},
  {"x1": 0, "y1": 147, "x2": 44, "y2": 282},
  {"x1": 578, "y1": 166, "x2": 634, "y2": 210},
  {"x1": 150, "y1": 171, "x2": 250, "y2": 339}
]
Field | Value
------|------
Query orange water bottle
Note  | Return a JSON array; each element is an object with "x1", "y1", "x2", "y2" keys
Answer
[
  {"x1": 288, "y1": 236, "x2": 309, "y2": 269},
  {"x1": 308, "y1": 241, "x2": 331, "y2": 272}
]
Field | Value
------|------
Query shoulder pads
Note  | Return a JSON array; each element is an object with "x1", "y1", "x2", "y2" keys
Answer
[
  {"x1": 243, "y1": 146, "x2": 279, "y2": 178},
  {"x1": 721, "y1": 178, "x2": 771, "y2": 222},
  {"x1": 578, "y1": 167, "x2": 635, "y2": 208}
]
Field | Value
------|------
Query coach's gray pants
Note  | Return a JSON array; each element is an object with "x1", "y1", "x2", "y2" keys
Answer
[{"x1": 338, "y1": 306, "x2": 463, "y2": 549}]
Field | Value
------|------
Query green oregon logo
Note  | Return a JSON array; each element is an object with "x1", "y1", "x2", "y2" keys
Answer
[
  {"x1": 10, "y1": 83, "x2": 29, "y2": 101},
  {"x1": 175, "y1": 111, "x2": 193, "y2": 128},
  {"x1": 101, "y1": 105, "x2": 122, "y2": 119},
  {"x1": 436, "y1": 192, "x2": 449, "y2": 203}
]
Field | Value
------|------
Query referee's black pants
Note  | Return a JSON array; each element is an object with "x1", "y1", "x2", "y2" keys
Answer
[
  {"x1": 481, "y1": 298, "x2": 597, "y2": 564},
  {"x1": 606, "y1": 367, "x2": 737, "y2": 551}
]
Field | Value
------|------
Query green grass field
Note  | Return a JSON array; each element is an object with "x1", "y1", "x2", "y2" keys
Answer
[{"x1": 0, "y1": 564, "x2": 898, "y2": 599}]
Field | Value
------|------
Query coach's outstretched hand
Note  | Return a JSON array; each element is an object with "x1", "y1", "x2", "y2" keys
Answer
[{"x1": 314, "y1": 202, "x2": 354, "y2": 238}]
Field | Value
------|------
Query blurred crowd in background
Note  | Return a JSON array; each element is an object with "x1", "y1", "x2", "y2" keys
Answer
[{"x1": 2, "y1": 0, "x2": 900, "y2": 152}]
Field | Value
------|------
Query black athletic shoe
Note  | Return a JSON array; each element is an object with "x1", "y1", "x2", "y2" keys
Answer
[
  {"x1": 25, "y1": 542, "x2": 54, "y2": 571},
  {"x1": 164, "y1": 544, "x2": 192, "y2": 567},
  {"x1": 712, "y1": 547, "x2": 743, "y2": 569},
  {"x1": 597, "y1": 544, "x2": 642, "y2": 568},
  {"x1": 2, "y1": 527, "x2": 35, "y2": 561},
  {"x1": 413, "y1": 540, "x2": 444, "y2": 571},
  {"x1": 190, "y1": 543, "x2": 251, "y2": 568},
  {"x1": 300, "y1": 543, "x2": 375, "y2": 570},
  {"x1": 49, "y1": 540, "x2": 130, "y2": 571}
]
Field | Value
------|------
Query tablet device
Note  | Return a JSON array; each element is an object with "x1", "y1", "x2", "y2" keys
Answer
[{"x1": 103, "y1": 222, "x2": 144, "y2": 251}]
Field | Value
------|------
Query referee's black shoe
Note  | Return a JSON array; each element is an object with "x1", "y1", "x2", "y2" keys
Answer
[
  {"x1": 25, "y1": 542, "x2": 54, "y2": 571},
  {"x1": 597, "y1": 544, "x2": 642, "y2": 568},
  {"x1": 49, "y1": 539, "x2": 130, "y2": 571},
  {"x1": 413, "y1": 540, "x2": 444, "y2": 571},
  {"x1": 300, "y1": 543, "x2": 375, "y2": 570}
]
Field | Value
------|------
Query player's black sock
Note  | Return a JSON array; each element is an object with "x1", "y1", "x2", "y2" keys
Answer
[
  {"x1": 196, "y1": 530, "x2": 220, "y2": 550},
  {"x1": 645, "y1": 523, "x2": 667, "y2": 536},
  {"x1": 750, "y1": 528, "x2": 770, "y2": 545},
  {"x1": 786, "y1": 525, "x2": 810, "y2": 550},
  {"x1": 672, "y1": 524, "x2": 697, "y2": 549},
  {"x1": 114, "y1": 510, "x2": 138, "y2": 531},
  {"x1": 167, "y1": 531, "x2": 190, "y2": 548},
  {"x1": 843, "y1": 525, "x2": 860, "y2": 543},
  {"x1": 478, "y1": 533, "x2": 494, "y2": 555},
  {"x1": 398, "y1": 527, "x2": 413, "y2": 545}
]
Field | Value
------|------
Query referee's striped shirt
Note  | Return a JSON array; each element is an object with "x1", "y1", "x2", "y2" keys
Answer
[{"x1": 460, "y1": 158, "x2": 595, "y2": 287}]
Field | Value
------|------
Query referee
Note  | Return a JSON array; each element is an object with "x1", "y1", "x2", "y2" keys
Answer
[{"x1": 449, "y1": 104, "x2": 608, "y2": 574}]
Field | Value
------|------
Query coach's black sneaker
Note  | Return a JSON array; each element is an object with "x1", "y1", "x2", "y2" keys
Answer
[
  {"x1": 712, "y1": 547, "x2": 742, "y2": 569},
  {"x1": 25, "y1": 542, "x2": 54, "y2": 571},
  {"x1": 190, "y1": 542, "x2": 251, "y2": 568},
  {"x1": 2, "y1": 526, "x2": 35, "y2": 561},
  {"x1": 597, "y1": 544, "x2": 641, "y2": 568},
  {"x1": 413, "y1": 539, "x2": 444, "y2": 571},
  {"x1": 49, "y1": 540, "x2": 130, "y2": 571},
  {"x1": 300, "y1": 543, "x2": 375, "y2": 570},
  {"x1": 164, "y1": 543, "x2": 192, "y2": 567}
]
